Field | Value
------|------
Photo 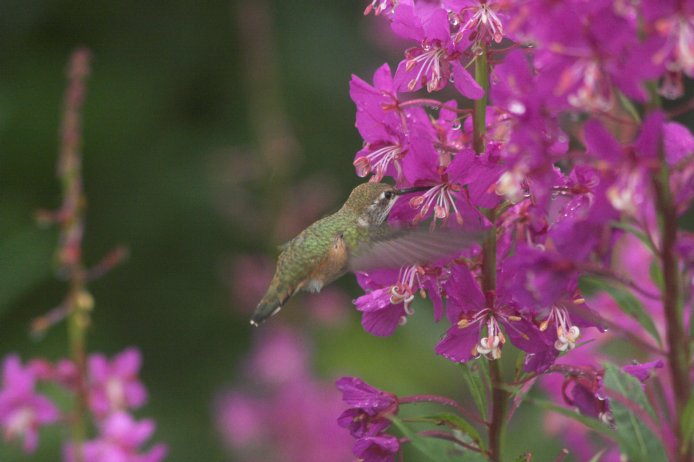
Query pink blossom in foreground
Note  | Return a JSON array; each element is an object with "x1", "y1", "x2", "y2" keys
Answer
[
  {"x1": 88, "y1": 348, "x2": 147, "y2": 418},
  {"x1": 217, "y1": 326, "x2": 352, "y2": 462},
  {"x1": 64, "y1": 411, "x2": 166, "y2": 462},
  {"x1": 0, "y1": 355, "x2": 59, "y2": 452}
]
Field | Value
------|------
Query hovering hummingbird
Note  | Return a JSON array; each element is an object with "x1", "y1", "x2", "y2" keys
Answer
[{"x1": 250, "y1": 182, "x2": 478, "y2": 326}]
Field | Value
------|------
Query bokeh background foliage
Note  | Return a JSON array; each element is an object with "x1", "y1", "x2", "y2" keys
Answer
[{"x1": 0, "y1": 1, "x2": 654, "y2": 461}]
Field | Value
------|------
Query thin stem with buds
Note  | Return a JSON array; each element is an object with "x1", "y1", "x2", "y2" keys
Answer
[{"x1": 56, "y1": 48, "x2": 92, "y2": 462}]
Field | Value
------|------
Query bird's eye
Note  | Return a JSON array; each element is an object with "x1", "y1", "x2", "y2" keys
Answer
[{"x1": 384, "y1": 191, "x2": 393, "y2": 200}]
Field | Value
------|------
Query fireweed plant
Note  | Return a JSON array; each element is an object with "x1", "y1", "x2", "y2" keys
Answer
[
  {"x1": 337, "y1": 1, "x2": 694, "y2": 461},
  {"x1": 0, "y1": 50, "x2": 165, "y2": 461}
]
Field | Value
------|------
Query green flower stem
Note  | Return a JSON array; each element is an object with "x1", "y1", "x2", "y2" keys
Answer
[
  {"x1": 472, "y1": 44, "x2": 506, "y2": 462},
  {"x1": 653, "y1": 160, "x2": 692, "y2": 461},
  {"x1": 488, "y1": 360, "x2": 507, "y2": 462},
  {"x1": 484, "y1": 216, "x2": 505, "y2": 462},
  {"x1": 57, "y1": 49, "x2": 92, "y2": 462},
  {"x1": 473, "y1": 46, "x2": 489, "y2": 156}
]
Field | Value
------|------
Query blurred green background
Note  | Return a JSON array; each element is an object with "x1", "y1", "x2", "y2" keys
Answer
[{"x1": 0, "y1": 1, "x2": 566, "y2": 461}]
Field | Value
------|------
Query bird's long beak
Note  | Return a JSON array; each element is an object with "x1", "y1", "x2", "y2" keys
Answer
[{"x1": 395, "y1": 186, "x2": 431, "y2": 195}]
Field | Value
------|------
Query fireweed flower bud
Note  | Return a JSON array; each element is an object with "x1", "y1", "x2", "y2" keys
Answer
[
  {"x1": 550, "y1": 360, "x2": 664, "y2": 428},
  {"x1": 353, "y1": 434, "x2": 400, "y2": 462},
  {"x1": 336, "y1": 376, "x2": 398, "y2": 439}
]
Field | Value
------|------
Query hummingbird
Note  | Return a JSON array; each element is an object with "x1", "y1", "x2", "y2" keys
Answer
[{"x1": 250, "y1": 182, "x2": 478, "y2": 326}]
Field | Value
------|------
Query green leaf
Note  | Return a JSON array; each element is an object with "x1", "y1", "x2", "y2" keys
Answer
[
  {"x1": 616, "y1": 90, "x2": 642, "y2": 123},
  {"x1": 389, "y1": 416, "x2": 484, "y2": 462},
  {"x1": 418, "y1": 413, "x2": 484, "y2": 449},
  {"x1": 603, "y1": 364, "x2": 667, "y2": 461},
  {"x1": 680, "y1": 391, "x2": 694, "y2": 446},
  {"x1": 460, "y1": 362, "x2": 488, "y2": 421},
  {"x1": 579, "y1": 275, "x2": 662, "y2": 347},
  {"x1": 648, "y1": 260, "x2": 664, "y2": 292},
  {"x1": 526, "y1": 397, "x2": 614, "y2": 438},
  {"x1": 610, "y1": 221, "x2": 655, "y2": 254}
]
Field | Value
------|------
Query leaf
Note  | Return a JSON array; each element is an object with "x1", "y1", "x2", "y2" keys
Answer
[
  {"x1": 418, "y1": 413, "x2": 484, "y2": 449},
  {"x1": 680, "y1": 391, "x2": 694, "y2": 447},
  {"x1": 579, "y1": 275, "x2": 662, "y2": 347},
  {"x1": 610, "y1": 221, "x2": 655, "y2": 254},
  {"x1": 526, "y1": 397, "x2": 614, "y2": 438},
  {"x1": 389, "y1": 416, "x2": 484, "y2": 462},
  {"x1": 649, "y1": 260, "x2": 664, "y2": 292},
  {"x1": 603, "y1": 364, "x2": 667, "y2": 461},
  {"x1": 616, "y1": 89, "x2": 642, "y2": 123},
  {"x1": 460, "y1": 362, "x2": 488, "y2": 421}
]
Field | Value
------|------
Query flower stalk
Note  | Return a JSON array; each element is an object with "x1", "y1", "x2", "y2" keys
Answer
[
  {"x1": 56, "y1": 48, "x2": 92, "y2": 462},
  {"x1": 473, "y1": 46, "x2": 489, "y2": 155},
  {"x1": 653, "y1": 159, "x2": 692, "y2": 461},
  {"x1": 473, "y1": 43, "x2": 507, "y2": 462}
]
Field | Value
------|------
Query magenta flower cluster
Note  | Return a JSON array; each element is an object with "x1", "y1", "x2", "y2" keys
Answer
[
  {"x1": 0, "y1": 349, "x2": 166, "y2": 461},
  {"x1": 351, "y1": 0, "x2": 693, "y2": 366},
  {"x1": 216, "y1": 326, "x2": 352, "y2": 462},
  {"x1": 339, "y1": 0, "x2": 694, "y2": 460}
]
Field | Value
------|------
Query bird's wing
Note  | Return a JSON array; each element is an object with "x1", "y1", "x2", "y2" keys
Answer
[{"x1": 348, "y1": 226, "x2": 483, "y2": 271}]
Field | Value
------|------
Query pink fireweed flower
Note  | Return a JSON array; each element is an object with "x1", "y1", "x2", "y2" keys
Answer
[
  {"x1": 354, "y1": 264, "x2": 449, "y2": 335},
  {"x1": 64, "y1": 411, "x2": 167, "y2": 462},
  {"x1": 539, "y1": 305, "x2": 581, "y2": 352},
  {"x1": 216, "y1": 392, "x2": 266, "y2": 449},
  {"x1": 0, "y1": 355, "x2": 59, "y2": 452},
  {"x1": 444, "y1": 0, "x2": 507, "y2": 44},
  {"x1": 532, "y1": 2, "x2": 661, "y2": 110},
  {"x1": 350, "y1": 64, "x2": 432, "y2": 182},
  {"x1": 644, "y1": 0, "x2": 694, "y2": 98},
  {"x1": 400, "y1": 148, "x2": 499, "y2": 229},
  {"x1": 87, "y1": 348, "x2": 147, "y2": 418},
  {"x1": 354, "y1": 267, "x2": 420, "y2": 336},
  {"x1": 217, "y1": 324, "x2": 352, "y2": 462},
  {"x1": 246, "y1": 326, "x2": 309, "y2": 385},
  {"x1": 435, "y1": 265, "x2": 547, "y2": 362},
  {"x1": 354, "y1": 285, "x2": 410, "y2": 337},
  {"x1": 355, "y1": 141, "x2": 407, "y2": 183},
  {"x1": 584, "y1": 112, "x2": 671, "y2": 222},
  {"x1": 390, "y1": 4, "x2": 484, "y2": 97},
  {"x1": 410, "y1": 182, "x2": 465, "y2": 226}
]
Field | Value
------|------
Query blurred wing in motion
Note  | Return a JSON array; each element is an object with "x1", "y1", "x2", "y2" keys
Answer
[{"x1": 349, "y1": 226, "x2": 483, "y2": 271}]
